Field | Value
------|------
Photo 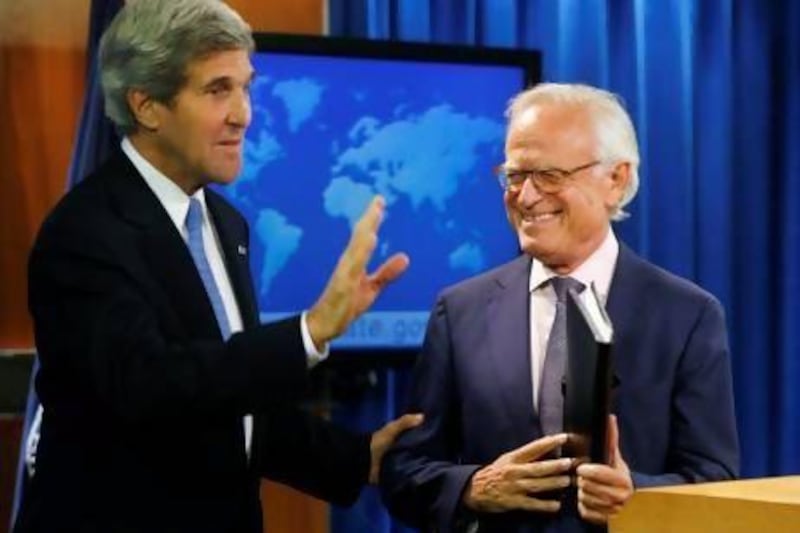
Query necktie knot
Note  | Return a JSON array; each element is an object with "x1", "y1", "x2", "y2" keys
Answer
[
  {"x1": 550, "y1": 276, "x2": 585, "y2": 303},
  {"x1": 186, "y1": 198, "x2": 204, "y2": 235}
]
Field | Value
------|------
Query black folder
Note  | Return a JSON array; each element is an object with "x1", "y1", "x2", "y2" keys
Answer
[{"x1": 562, "y1": 284, "x2": 614, "y2": 465}]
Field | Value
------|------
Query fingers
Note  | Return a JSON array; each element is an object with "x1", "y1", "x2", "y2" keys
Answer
[
  {"x1": 368, "y1": 253, "x2": 410, "y2": 289},
  {"x1": 464, "y1": 458, "x2": 570, "y2": 514},
  {"x1": 510, "y1": 433, "x2": 568, "y2": 463},
  {"x1": 511, "y1": 494, "x2": 562, "y2": 514},
  {"x1": 577, "y1": 487, "x2": 624, "y2": 516},
  {"x1": 384, "y1": 413, "x2": 424, "y2": 437},
  {"x1": 368, "y1": 413, "x2": 423, "y2": 485},
  {"x1": 347, "y1": 197, "x2": 385, "y2": 275},
  {"x1": 344, "y1": 198, "x2": 410, "y2": 295},
  {"x1": 577, "y1": 472, "x2": 627, "y2": 525},
  {"x1": 372, "y1": 414, "x2": 423, "y2": 451},
  {"x1": 515, "y1": 473, "x2": 571, "y2": 495},
  {"x1": 576, "y1": 463, "x2": 626, "y2": 486},
  {"x1": 577, "y1": 471, "x2": 630, "y2": 506},
  {"x1": 578, "y1": 500, "x2": 612, "y2": 525},
  {"x1": 356, "y1": 196, "x2": 385, "y2": 236},
  {"x1": 607, "y1": 414, "x2": 620, "y2": 466},
  {"x1": 576, "y1": 419, "x2": 632, "y2": 525},
  {"x1": 510, "y1": 458, "x2": 573, "y2": 480},
  {"x1": 576, "y1": 462, "x2": 633, "y2": 522}
]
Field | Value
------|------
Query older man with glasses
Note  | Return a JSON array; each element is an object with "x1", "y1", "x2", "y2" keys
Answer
[{"x1": 380, "y1": 83, "x2": 739, "y2": 533}]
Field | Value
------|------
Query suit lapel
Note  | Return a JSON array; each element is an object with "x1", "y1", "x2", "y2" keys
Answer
[
  {"x1": 486, "y1": 255, "x2": 541, "y2": 443},
  {"x1": 606, "y1": 244, "x2": 648, "y2": 396},
  {"x1": 205, "y1": 190, "x2": 259, "y2": 329},
  {"x1": 105, "y1": 154, "x2": 224, "y2": 341}
]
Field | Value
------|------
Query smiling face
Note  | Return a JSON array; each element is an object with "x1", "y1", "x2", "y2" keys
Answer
[
  {"x1": 503, "y1": 102, "x2": 629, "y2": 273},
  {"x1": 127, "y1": 48, "x2": 254, "y2": 194}
]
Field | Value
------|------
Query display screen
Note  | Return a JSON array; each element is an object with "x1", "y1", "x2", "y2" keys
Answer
[{"x1": 216, "y1": 34, "x2": 540, "y2": 349}]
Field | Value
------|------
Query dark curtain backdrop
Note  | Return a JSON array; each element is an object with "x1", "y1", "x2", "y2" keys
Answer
[
  {"x1": 329, "y1": 1, "x2": 800, "y2": 531},
  {"x1": 10, "y1": 0, "x2": 122, "y2": 528}
]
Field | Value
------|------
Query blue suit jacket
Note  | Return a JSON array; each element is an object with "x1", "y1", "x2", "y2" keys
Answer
[{"x1": 381, "y1": 246, "x2": 739, "y2": 532}]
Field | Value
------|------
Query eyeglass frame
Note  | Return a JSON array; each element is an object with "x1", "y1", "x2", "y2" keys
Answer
[{"x1": 494, "y1": 160, "x2": 603, "y2": 193}]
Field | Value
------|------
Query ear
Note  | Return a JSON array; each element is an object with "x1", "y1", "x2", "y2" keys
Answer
[
  {"x1": 605, "y1": 161, "x2": 631, "y2": 209},
  {"x1": 126, "y1": 88, "x2": 161, "y2": 131}
]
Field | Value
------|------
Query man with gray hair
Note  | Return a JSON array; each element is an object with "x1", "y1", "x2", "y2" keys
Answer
[
  {"x1": 380, "y1": 83, "x2": 739, "y2": 532},
  {"x1": 16, "y1": 1, "x2": 421, "y2": 531}
]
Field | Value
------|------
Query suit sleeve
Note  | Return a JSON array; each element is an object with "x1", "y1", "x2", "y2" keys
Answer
[
  {"x1": 379, "y1": 296, "x2": 481, "y2": 531},
  {"x1": 253, "y1": 407, "x2": 371, "y2": 506},
  {"x1": 28, "y1": 215, "x2": 308, "y2": 428},
  {"x1": 631, "y1": 296, "x2": 740, "y2": 487}
]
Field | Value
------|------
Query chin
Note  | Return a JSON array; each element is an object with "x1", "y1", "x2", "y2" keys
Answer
[
  {"x1": 517, "y1": 235, "x2": 541, "y2": 257},
  {"x1": 517, "y1": 233, "x2": 557, "y2": 262},
  {"x1": 209, "y1": 168, "x2": 241, "y2": 186}
]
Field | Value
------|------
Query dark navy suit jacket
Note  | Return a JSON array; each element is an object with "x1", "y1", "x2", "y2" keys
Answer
[
  {"x1": 381, "y1": 246, "x2": 739, "y2": 532},
  {"x1": 16, "y1": 152, "x2": 370, "y2": 532}
]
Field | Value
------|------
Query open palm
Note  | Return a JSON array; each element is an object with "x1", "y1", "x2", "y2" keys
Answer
[{"x1": 307, "y1": 196, "x2": 409, "y2": 346}]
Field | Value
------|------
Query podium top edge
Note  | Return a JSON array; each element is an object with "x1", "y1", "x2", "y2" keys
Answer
[{"x1": 638, "y1": 476, "x2": 800, "y2": 504}]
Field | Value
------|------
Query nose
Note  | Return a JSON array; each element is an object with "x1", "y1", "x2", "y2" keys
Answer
[
  {"x1": 515, "y1": 175, "x2": 542, "y2": 206},
  {"x1": 227, "y1": 88, "x2": 251, "y2": 129}
]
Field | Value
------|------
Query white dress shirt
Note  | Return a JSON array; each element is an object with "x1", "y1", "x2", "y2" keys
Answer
[
  {"x1": 528, "y1": 229, "x2": 619, "y2": 411},
  {"x1": 121, "y1": 138, "x2": 328, "y2": 456}
]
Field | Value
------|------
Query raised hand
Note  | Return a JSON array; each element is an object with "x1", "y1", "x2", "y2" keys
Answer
[{"x1": 307, "y1": 196, "x2": 409, "y2": 348}]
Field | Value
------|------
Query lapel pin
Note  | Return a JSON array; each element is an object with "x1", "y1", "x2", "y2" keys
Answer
[{"x1": 237, "y1": 245, "x2": 247, "y2": 256}]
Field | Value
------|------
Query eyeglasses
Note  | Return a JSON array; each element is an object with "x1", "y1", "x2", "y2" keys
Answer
[{"x1": 494, "y1": 160, "x2": 601, "y2": 194}]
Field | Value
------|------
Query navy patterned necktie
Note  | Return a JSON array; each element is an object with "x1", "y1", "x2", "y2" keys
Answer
[
  {"x1": 185, "y1": 198, "x2": 231, "y2": 340},
  {"x1": 539, "y1": 276, "x2": 585, "y2": 436}
]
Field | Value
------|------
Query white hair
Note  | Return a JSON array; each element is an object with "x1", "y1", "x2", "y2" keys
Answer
[{"x1": 506, "y1": 83, "x2": 640, "y2": 221}]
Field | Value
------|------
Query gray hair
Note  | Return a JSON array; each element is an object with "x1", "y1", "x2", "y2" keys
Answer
[
  {"x1": 99, "y1": 0, "x2": 254, "y2": 134},
  {"x1": 506, "y1": 83, "x2": 640, "y2": 221}
]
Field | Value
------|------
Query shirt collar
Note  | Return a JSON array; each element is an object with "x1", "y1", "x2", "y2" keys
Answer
[
  {"x1": 528, "y1": 228, "x2": 619, "y2": 301},
  {"x1": 121, "y1": 137, "x2": 208, "y2": 234}
]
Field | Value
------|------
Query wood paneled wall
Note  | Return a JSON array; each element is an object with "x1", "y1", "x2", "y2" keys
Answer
[
  {"x1": 0, "y1": 1, "x2": 328, "y2": 532},
  {"x1": 228, "y1": 0, "x2": 324, "y2": 34},
  {"x1": 0, "y1": 0, "x2": 91, "y2": 348}
]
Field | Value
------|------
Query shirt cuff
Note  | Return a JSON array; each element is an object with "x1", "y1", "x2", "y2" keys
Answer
[{"x1": 300, "y1": 311, "x2": 329, "y2": 368}]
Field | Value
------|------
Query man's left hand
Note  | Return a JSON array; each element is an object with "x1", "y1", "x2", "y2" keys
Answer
[
  {"x1": 575, "y1": 415, "x2": 633, "y2": 524},
  {"x1": 369, "y1": 413, "x2": 424, "y2": 484}
]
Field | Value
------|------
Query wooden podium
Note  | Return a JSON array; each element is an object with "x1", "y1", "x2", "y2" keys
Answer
[{"x1": 610, "y1": 476, "x2": 800, "y2": 532}]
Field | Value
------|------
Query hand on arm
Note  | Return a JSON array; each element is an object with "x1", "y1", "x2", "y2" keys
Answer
[
  {"x1": 576, "y1": 415, "x2": 633, "y2": 524},
  {"x1": 462, "y1": 434, "x2": 572, "y2": 514},
  {"x1": 307, "y1": 196, "x2": 409, "y2": 349},
  {"x1": 369, "y1": 413, "x2": 425, "y2": 484}
]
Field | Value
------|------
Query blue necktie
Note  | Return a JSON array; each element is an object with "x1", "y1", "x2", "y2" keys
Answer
[
  {"x1": 185, "y1": 198, "x2": 231, "y2": 340},
  {"x1": 539, "y1": 276, "x2": 585, "y2": 436}
]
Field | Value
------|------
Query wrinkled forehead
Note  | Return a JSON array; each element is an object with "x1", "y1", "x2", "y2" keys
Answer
[
  {"x1": 505, "y1": 103, "x2": 597, "y2": 158},
  {"x1": 182, "y1": 49, "x2": 254, "y2": 84}
]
